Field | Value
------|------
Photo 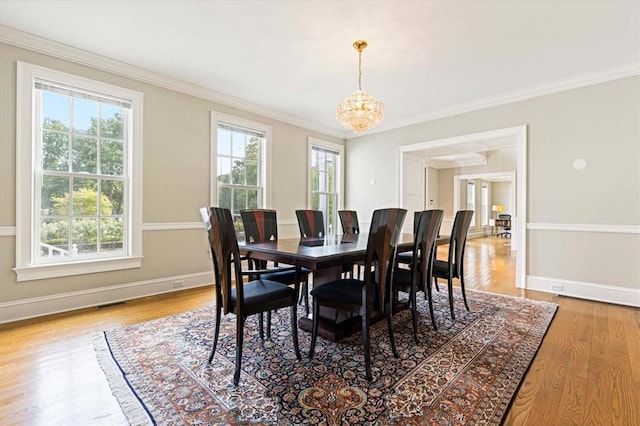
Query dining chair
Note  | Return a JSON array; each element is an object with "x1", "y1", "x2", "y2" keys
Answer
[
  {"x1": 391, "y1": 209, "x2": 444, "y2": 341},
  {"x1": 308, "y1": 208, "x2": 407, "y2": 381},
  {"x1": 432, "y1": 209, "x2": 474, "y2": 320},
  {"x1": 295, "y1": 209, "x2": 325, "y2": 238},
  {"x1": 338, "y1": 210, "x2": 362, "y2": 278},
  {"x1": 200, "y1": 207, "x2": 301, "y2": 385},
  {"x1": 241, "y1": 209, "x2": 310, "y2": 315}
]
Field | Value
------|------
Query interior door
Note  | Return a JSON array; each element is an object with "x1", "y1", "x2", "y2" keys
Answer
[{"x1": 401, "y1": 152, "x2": 425, "y2": 233}]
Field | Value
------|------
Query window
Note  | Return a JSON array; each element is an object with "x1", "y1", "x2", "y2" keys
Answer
[
  {"x1": 467, "y1": 181, "x2": 476, "y2": 227},
  {"x1": 308, "y1": 138, "x2": 344, "y2": 235},
  {"x1": 15, "y1": 62, "x2": 143, "y2": 281},
  {"x1": 211, "y1": 112, "x2": 271, "y2": 240},
  {"x1": 481, "y1": 183, "x2": 489, "y2": 226}
]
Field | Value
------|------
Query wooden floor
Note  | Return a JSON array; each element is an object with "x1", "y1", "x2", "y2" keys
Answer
[{"x1": 1, "y1": 237, "x2": 638, "y2": 425}]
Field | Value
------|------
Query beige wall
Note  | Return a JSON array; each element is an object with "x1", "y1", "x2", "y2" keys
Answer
[
  {"x1": 346, "y1": 76, "x2": 640, "y2": 294},
  {"x1": 0, "y1": 42, "x2": 343, "y2": 305}
]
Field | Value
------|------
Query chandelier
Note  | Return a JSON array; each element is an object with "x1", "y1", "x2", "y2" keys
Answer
[{"x1": 336, "y1": 40, "x2": 384, "y2": 135}]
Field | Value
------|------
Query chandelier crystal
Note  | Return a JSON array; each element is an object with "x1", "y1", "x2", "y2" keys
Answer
[{"x1": 336, "y1": 40, "x2": 384, "y2": 135}]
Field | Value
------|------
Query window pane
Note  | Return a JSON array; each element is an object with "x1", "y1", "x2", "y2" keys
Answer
[
  {"x1": 72, "y1": 178, "x2": 100, "y2": 216},
  {"x1": 42, "y1": 131, "x2": 69, "y2": 171},
  {"x1": 232, "y1": 133, "x2": 245, "y2": 157},
  {"x1": 41, "y1": 175, "x2": 69, "y2": 216},
  {"x1": 72, "y1": 98, "x2": 97, "y2": 135},
  {"x1": 101, "y1": 217, "x2": 124, "y2": 252},
  {"x1": 247, "y1": 189, "x2": 258, "y2": 209},
  {"x1": 40, "y1": 218, "x2": 69, "y2": 256},
  {"x1": 218, "y1": 186, "x2": 231, "y2": 209},
  {"x1": 217, "y1": 128, "x2": 231, "y2": 155},
  {"x1": 233, "y1": 189, "x2": 246, "y2": 214},
  {"x1": 246, "y1": 137, "x2": 259, "y2": 160},
  {"x1": 72, "y1": 217, "x2": 98, "y2": 254},
  {"x1": 217, "y1": 157, "x2": 231, "y2": 183},
  {"x1": 231, "y1": 159, "x2": 245, "y2": 184},
  {"x1": 102, "y1": 180, "x2": 124, "y2": 215},
  {"x1": 101, "y1": 104, "x2": 124, "y2": 139},
  {"x1": 100, "y1": 140, "x2": 123, "y2": 175},
  {"x1": 72, "y1": 136, "x2": 97, "y2": 173},
  {"x1": 42, "y1": 91, "x2": 70, "y2": 132},
  {"x1": 245, "y1": 160, "x2": 258, "y2": 186}
]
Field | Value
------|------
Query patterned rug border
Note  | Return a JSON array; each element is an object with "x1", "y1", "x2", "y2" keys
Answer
[{"x1": 94, "y1": 289, "x2": 558, "y2": 426}]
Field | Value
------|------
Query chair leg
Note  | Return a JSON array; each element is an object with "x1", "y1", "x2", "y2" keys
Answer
[
  {"x1": 266, "y1": 311, "x2": 272, "y2": 339},
  {"x1": 308, "y1": 300, "x2": 320, "y2": 358},
  {"x1": 258, "y1": 313, "x2": 264, "y2": 341},
  {"x1": 233, "y1": 316, "x2": 245, "y2": 386},
  {"x1": 425, "y1": 279, "x2": 438, "y2": 331},
  {"x1": 460, "y1": 276, "x2": 470, "y2": 311},
  {"x1": 209, "y1": 299, "x2": 222, "y2": 363},
  {"x1": 410, "y1": 286, "x2": 419, "y2": 344},
  {"x1": 290, "y1": 305, "x2": 301, "y2": 360},
  {"x1": 386, "y1": 298, "x2": 399, "y2": 357},
  {"x1": 363, "y1": 309, "x2": 372, "y2": 381},
  {"x1": 448, "y1": 277, "x2": 456, "y2": 320},
  {"x1": 433, "y1": 276, "x2": 440, "y2": 292}
]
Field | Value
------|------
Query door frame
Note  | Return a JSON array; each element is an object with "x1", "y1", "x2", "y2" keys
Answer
[{"x1": 398, "y1": 125, "x2": 527, "y2": 288}]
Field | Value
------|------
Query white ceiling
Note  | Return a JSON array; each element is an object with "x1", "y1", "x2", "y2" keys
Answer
[{"x1": 1, "y1": 0, "x2": 638, "y2": 140}]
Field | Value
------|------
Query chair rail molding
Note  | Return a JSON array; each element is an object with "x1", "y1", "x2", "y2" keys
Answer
[
  {"x1": 0, "y1": 226, "x2": 16, "y2": 237},
  {"x1": 527, "y1": 223, "x2": 640, "y2": 234}
]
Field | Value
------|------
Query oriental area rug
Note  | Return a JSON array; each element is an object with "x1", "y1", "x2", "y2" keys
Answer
[{"x1": 95, "y1": 288, "x2": 557, "y2": 425}]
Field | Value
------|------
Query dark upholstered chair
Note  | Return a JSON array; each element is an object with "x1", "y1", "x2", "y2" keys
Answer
[
  {"x1": 392, "y1": 210, "x2": 444, "y2": 340},
  {"x1": 338, "y1": 210, "x2": 360, "y2": 234},
  {"x1": 432, "y1": 210, "x2": 474, "y2": 320},
  {"x1": 497, "y1": 213, "x2": 512, "y2": 238},
  {"x1": 295, "y1": 209, "x2": 325, "y2": 238},
  {"x1": 240, "y1": 209, "x2": 310, "y2": 315},
  {"x1": 200, "y1": 207, "x2": 301, "y2": 385},
  {"x1": 308, "y1": 208, "x2": 407, "y2": 381}
]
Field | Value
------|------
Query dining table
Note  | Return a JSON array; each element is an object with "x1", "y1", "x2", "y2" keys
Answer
[{"x1": 239, "y1": 232, "x2": 449, "y2": 341}]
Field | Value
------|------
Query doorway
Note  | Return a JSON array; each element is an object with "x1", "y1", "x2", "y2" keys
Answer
[{"x1": 398, "y1": 125, "x2": 527, "y2": 288}]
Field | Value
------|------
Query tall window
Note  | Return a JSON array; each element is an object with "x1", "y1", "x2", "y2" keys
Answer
[
  {"x1": 467, "y1": 181, "x2": 476, "y2": 227},
  {"x1": 212, "y1": 113, "x2": 271, "y2": 239},
  {"x1": 16, "y1": 62, "x2": 143, "y2": 281},
  {"x1": 481, "y1": 183, "x2": 489, "y2": 226},
  {"x1": 309, "y1": 139, "x2": 343, "y2": 235}
]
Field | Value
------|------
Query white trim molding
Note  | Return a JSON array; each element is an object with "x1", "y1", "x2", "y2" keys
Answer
[
  {"x1": 142, "y1": 222, "x2": 202, "y2": 231},
  {"x1": 527, "y1": 275, "x2": 640, "y2": 308},
  {"x1": 0, "y1": 272, "x2": 213, "y2": 323},
  {"x1": 0, "y1": 226, "x2": 16, "y2": 237},
  {"x1": 527, "y1": 223, "x2": 640, "y2": 234}
]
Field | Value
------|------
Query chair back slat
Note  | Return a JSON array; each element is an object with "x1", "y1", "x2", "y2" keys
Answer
[
  {"x1": 338, "y1": 210, "x2": 360, "y2": 234},
  {"x1": 200, "y1": 207, "x2": 243, "y2": 315},
  {"x1": 295, "y1": 210, "x2": 325, "y2": 238},
  {"x1": 448, "y1": 210, "x2": 474, "y2": 276},
  {"x1": 241, "y1": 209, "x2": 278, "y2": 243},
  {"x1": 363, "y1": 208, "x2": 407, "y2": 310},
  {"x1": 413, "y1": 209, "x2": 444, "y2": 282}
]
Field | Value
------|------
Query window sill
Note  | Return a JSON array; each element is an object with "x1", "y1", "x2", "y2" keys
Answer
[{"x1": 14, "y1": 256, "x2": 143, "y2": 282}]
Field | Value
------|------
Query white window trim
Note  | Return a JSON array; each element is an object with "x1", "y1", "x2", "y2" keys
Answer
[
  {"x1": 210, "y1": 111, "x2": 272, "y2": 208},
  {"x1": 14, "y1": 62, "x2": 143, "y2": 282},
  {"x1": 307, "y1": 137, "x2": 345, "y2": 219}
]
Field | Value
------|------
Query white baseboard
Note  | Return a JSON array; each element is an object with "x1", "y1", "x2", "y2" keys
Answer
[
  {"x1": 527, "y1": 275, "x2": 640, "y2": 308},
  {"x1": 0, "y1": 272, "x2": 213, "y2": 324}
]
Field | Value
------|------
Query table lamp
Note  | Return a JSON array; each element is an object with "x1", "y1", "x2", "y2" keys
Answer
[{"x1": 492, "y1": 204, "x2": 505, "y2": 219}]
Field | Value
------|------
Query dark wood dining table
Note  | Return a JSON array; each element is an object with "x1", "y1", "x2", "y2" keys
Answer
[{"x1": 239, "y1": 232, "x2": 449, "y2": 341}]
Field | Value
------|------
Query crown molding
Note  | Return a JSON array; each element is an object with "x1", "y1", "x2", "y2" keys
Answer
[
  {"x1": 356, "y1": 62, "x2": 640, "y2": 138},
  {"x1": 0, "y1": 25, "x2": 346, "y2": 139}
]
